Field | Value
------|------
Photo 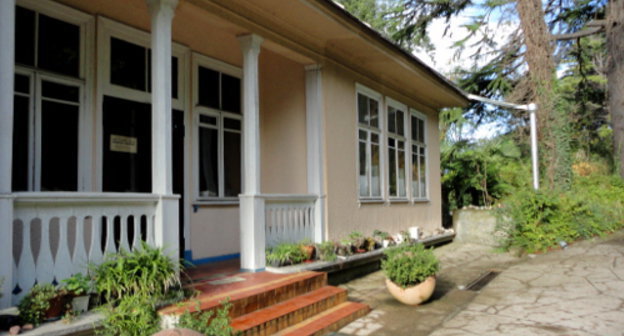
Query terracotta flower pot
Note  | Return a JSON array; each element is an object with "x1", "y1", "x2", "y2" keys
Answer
[
  {"x1": 385, "y1": 276, "x2": 436, "y2": 305},
  {"x1": 44, "y1": 294, "x2": 71, "y2": 321}
]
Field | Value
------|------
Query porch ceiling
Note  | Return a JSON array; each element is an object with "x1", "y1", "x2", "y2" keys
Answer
[{"x1": 186, "y1": 0, "x2": 469, "y2": 110}]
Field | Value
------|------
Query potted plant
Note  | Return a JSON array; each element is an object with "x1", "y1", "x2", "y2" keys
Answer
[
  {"x1": 18, "y1": 283, "x2": 70, "y2": 325},
  {"x1": 373, "y1": 230, "x2": 394, "y2": 248},
  {"x1": 381, "y1": 243, "x2": 439, "y2": 305},
  {"x1": 349, "y1": 231, "x2": 366, "y2": 253},
  {"x1": 266, "y1": 243, "x2": 307, "y2": 267},
  {"x1": 316, "y1": 241, "x2": 337, "y2": 262},
  {"x1": 62, "y1": 273, "x2": 92, "y2": 314},
  {"x1": 299, "y1": 239, "x2": 316, "y2": 261}
]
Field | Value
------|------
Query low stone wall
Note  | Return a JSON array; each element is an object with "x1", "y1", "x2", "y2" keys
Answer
[{"x1": 453, "y1": 208, "x2": 507, "y2": 247}]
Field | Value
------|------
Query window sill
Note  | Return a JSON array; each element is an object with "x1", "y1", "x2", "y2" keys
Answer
[
  {"x1": 358, "y1": 198, "x2": 385, "y2": 205},
  {"x1": 411, "y1": 198, "x2": 430, "y2": 204},
  {"x1": 192, "y1": 199, "x2": 239, "y2": 211},
  {"x1": 388, "y1": 198, "x2": 410, "y2": 203}
]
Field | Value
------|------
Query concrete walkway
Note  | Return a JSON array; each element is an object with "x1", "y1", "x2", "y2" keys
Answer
[{"x1": 333, "y1": 231, "x2": 624, "y2": 336}]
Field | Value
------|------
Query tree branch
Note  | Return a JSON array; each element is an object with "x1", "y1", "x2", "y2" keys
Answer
[{"x1": 551, "y1": 26, "x2": 604, "y2": 40}]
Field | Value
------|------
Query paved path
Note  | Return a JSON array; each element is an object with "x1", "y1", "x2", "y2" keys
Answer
[{"x1": 333, "y1": 231, "x2": 624, "y2": 336}]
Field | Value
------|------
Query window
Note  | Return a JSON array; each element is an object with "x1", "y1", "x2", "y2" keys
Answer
[
  {"x1": 12, "y1": 4, "x2": 88, "y2": 191},
  {"x1": 411, "y1": 111, "x2": 428, "y2": 199},
  {"x1": 357, "y1": 88, "x2": 382, "y2": 199},
  {"x1": 98, "y1": 18, "x2": 187, "y2": 192},
  {"x1": 194, "y1": 56, "x2": 242, "y2": 200},
  {"x1": 387, "y1": 100, "x2": 407, "y2": 198}
]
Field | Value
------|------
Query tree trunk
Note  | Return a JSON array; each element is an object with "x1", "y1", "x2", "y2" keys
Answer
[
  {"x1": 516, "y1": 0, "x2": 568, "y2": 189},
  {"x1": 607, "y1": 0, "x2": 624, "y2": 178}
]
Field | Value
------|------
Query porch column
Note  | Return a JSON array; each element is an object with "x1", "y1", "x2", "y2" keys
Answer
[
  {"x1": 238, "y1": 34, "x2": 265, "y2": 272},
  {"x1": 0, "y1": 0, "x2": 15, "y2": 308},
  {"x1": 305, "y1": 65, "x2": 326, "y2": 243},
  {"x1": 147, "y1": 0, "x2": 179, "y2": 255}
]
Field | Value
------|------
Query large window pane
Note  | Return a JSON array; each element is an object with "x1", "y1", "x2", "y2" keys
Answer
[
  {"x1": 357, "y1": 94, "x2": 368, "y2": 125},
  {"x1": 388, "y1": 147, "x2": 396, "y2": 196},
  {"x1": 13, "y1": 93, "x2": 30, "y2": 191},
  {"x1": 41, "y1": 100, "x2": 78, "y2": 191},
  {"x1": 199, "y1": 126, "x2": 218, "y2": 197},
  {"x1": 418, "y1": 119, "x2": 425, "y2": 143},
  {"x1": 103, "y1": 96, "x2": 152, "y2": 192},
  {"x1": 198, "y1": 67, "x2": 219, "y2": 109},
  {"x1": 221, "y1": 74, "x2": 240, "y2": 114},
  {"x1": 110, "y1": 37, "x2": 147, "y2": 91},
  {"x1": 420, "y1": 148, "x2": 426, "y2": 197},
  {"x1": 371, "y1": 141, "x2": 381, "y2": 196},
  {"x1": 369, "y1": 99, "x2": 379, "y2": 128},
  {"x1": 398, "y1": 145, "x2": 406, "y2": 197},
  {"x1": 223, "y1": 131, "x2": 241, "y2": 197},
  {"x1": 358, "y1": 140, "x2": 368, "y2": 197},
  {"x1": 42, "y1": 81, "x2": 79, "y2": 102},
  {"x1": 38, "y1": 14, "x2": 80, "y2": 77},
  {"x1": 396, "y1": 110, "x2": 405, "y2": 136},
  {"x1": 387, "y1": 107, "x2": 396, "y2": 134},
  {"x1": 15, "y1": 6, "x2": 35, "y2": 67},
  {"x1": 412, "y1": 150, "x2": 419, "y2": 198}
]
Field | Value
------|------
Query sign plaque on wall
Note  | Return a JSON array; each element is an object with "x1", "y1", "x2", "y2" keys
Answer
[{"x1": 110, "y1": 134, "x2": 138, "y2": 154}]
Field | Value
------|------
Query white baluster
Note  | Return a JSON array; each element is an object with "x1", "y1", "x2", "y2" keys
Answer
[
  {"x1": 132, "y1": 214, "x2": 141, "y2": 250},
  {"x1": 89, "y1": 216, "x2": 104, "y2": 265},
  {"x1": 16, "y1": 218, "x2": 36, "y2": 300},
  {"x1": 55, "y1": 216, "x2": 73, "y2": 282},
  {"x1": 104, "y1": 216, "x2": 116, "y2": 254},
  {"x1": 72, "y1": 216, "x2": 88, "y2": 275},
  {"x1": 36, "y1": 216, "x2": 55, "y2": 285},
  {"x1": 146, "y1": 215, "x2": 155, "y2": 246},
  {"x1": 119, "y1": 214, "x2": 130, "y2": 252}
]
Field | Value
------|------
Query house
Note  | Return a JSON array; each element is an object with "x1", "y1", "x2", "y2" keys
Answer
[{"x1": 0, "y1": 0, "x2": 468, "y2": 307}]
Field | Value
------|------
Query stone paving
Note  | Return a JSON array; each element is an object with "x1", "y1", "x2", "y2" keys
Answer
[{"x1": 332, "y1": 231, "x2": 624, "y2": 336}]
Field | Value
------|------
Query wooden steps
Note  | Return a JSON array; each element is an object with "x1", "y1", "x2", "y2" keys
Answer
[{"x1": 159, "y1": 271, "x2": 369, "y2": 335}]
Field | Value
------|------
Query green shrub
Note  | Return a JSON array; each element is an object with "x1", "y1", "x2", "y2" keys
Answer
[
  {"x1": 316, "y1": 241, "x2": 337, "y2": 262},
  {"x1": 62, "y1": 273, "x2": 92, "y2": 296},
  {"x1": 265, "y1": 243, "x2": 306, "y2": 266},
  {"x1": 91, "y1": 242, "x2": 180, "y2": 301},
  {"x1": 97, "y1": 294, "x2": 160, "y2": 336},
  {"x1": 496, "y1": 174, "x2": 624, "y2": 253},
  {"x1": 176, "y1": 299, "x2": 235, "y2": 336},
  {"x1": 18, "y1": 283, "x2": 59, "y2": 326},
  {"x1": 382, "y1": 244, "x2": 439, "y2": 288}
]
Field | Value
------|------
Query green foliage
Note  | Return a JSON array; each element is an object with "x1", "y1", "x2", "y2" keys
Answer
[
  {"x1": 176, "y1": 299, "x2": 235, "y2": 336},
  {"x1": 382, "y1": 244, "x2": 439, "y2": 288},
  {"x1": 496, "y1": 173, "x2": 624, "y2": 253},
  {"x1": 18, "y1": 283, "x2": 58, "y2": 326},
  {"x1": 91, "y1": 242, "x2": 180, "y2": 302},
  {"x1": 62, "y1": 273, "x2": 92, "y2": 296},
  {"x1": 92, "y1": 242, "x2": 181, "y2": 335},
  {"x1": 265, "y1": 243, "x2": 307, "y2": 266},
  {"x1": 373, "y1": 230, "x2": 390, "y2": 240},
  {"x1": 316, "y1": 241, "x2": 337, "y2": 262},
  {"x1": 97, "y1": 294, "x2": 160, "y2": 336}
]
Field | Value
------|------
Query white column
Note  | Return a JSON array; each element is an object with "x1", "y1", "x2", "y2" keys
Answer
[
  {"x1": 147, "y1": 0, "x2": 179, "y2": 255},
  {"x1": 238, "y1": 34, "x2": 265, "y2": 271},
  {"x1": 305, "y1": 65, "x2": 326, "y2": 243},
  {"x1": 0, "y1": 0, "x2": 16, "y2": 308}
]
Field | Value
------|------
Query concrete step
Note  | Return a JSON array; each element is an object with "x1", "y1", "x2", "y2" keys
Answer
[
  {"x1": 231, "y1": 286, "x2": 348, "y2": 336},
  {"x1": 159, "y1": 271, "x2": 327, "y2": 319},
  {"x1": 274, "y1": 301, "x2": 370, "y2": 336}
]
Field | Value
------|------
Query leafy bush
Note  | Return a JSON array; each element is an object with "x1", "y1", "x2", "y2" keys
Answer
[
  {"x1": 382, "y1": 244, "x2": 439, "y2": 288},
  {"x1": 62, "y1": 273, "x2": 92, "y2": 296},
  {"x1": 98, "y1": 294, "x2": 160, "y2": 336},
  {"x1": 265, "y1": 243, "x2": 306, "y2": 266},
  {"x1": 91, "y1": 242, "x2": 180, "y2": 301},
  {"x1": 316, "y1": 241, "x2": 337, "y2": 262},
  {"x1": 91, "y1": 242, "x2": 182, "y2": 335},
  {"x1": 176, "y1": 299, "x2": 235, "y2": 336},
  {"x1": 18, "y1": 284, "x2": 59, "y2": 326},
  {"x1": 496, "y1": 174, "x2": 624, "y2": 253}
]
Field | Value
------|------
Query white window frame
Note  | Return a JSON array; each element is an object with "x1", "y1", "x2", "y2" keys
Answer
[
  {"x1": 192, "y1": 53, "x2": 243, "y2": 203},
  {"x1": 410, "y1": 108, "x2": 429, "y2": 201},
  {"x1": 15, "y1": 0, "x2": 94, "y2": 191},
  {"x1": 386, "y1": 97, "x2": 409, "y2": 201},
  {"x1": 355, "y1": 84, "x2": 384, "y2": 202},
  {"x1": 95, "y1": 16, "x2": 189, "y2": 191}
]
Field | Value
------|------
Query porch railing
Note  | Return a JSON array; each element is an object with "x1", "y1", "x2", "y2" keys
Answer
[
  {"x1": 264, "y1": 194, "x2": 317, "y2": 247},
  {"x1": 11, "y1": 192, "x2": 158, "y2": 303}
]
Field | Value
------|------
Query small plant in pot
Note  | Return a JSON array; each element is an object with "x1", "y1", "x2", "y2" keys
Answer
[
  {"x1": 266, "y1": 243, "x2": 307, "y2": 267},
  {"x1": 349, "y1": 231, "x2": 366, "y2": 253},
  {"x1": 62, "y1": 273, "x2": 92, "y2": 314},
  {"x1": 316, "y1": 241, "x2": 337, "y2": 262},
  {"x1": 298, "y1": 239, "x2": 316, "y2": 261},
  {"x1": 382, "y1": 243, "x2": 439, "y2": 305},
  {"x1": 373, "y1": 230, "x2": 395, "y2": 248},
  {"x1": 18, "y1": 283, "x2": 70, "y2": 326}
]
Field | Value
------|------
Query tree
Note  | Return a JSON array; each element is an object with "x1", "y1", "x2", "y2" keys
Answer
[{"x1": 605, "y1": 0, "x2": 624, "y2": 177}]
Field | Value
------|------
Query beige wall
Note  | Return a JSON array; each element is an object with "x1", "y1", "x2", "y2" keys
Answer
[{"x1": 322, "y1": 64, "x2": 443, "y2": 240}]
